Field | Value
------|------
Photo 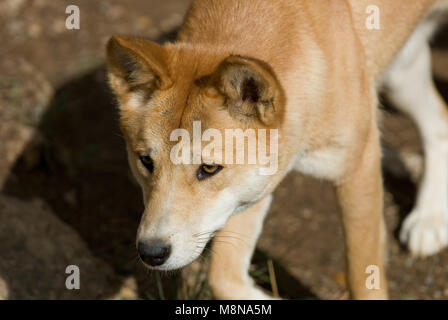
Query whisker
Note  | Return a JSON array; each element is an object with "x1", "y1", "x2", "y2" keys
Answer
[
  {"x1": 211, "y1": 239, "x2": 239, "y2": 251},
  {"x1": 216, "y1": 230, "x2": 249, "y2": 237},
  {"x1": 213, "y1": 235, "x2": 248, "y2": 246}
]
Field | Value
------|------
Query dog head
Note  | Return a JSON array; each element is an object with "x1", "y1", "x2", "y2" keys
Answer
[{"x1": 107, "y1": 36, "x2": 286, "y2": 270}]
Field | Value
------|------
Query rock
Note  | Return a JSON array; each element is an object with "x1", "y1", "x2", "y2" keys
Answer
[
  {"x1": 0, "y1": 122, "x2": 34, "y2": 187},
  {"x1": 0, "y1": 195, "x2": 120, "y2": 299}
]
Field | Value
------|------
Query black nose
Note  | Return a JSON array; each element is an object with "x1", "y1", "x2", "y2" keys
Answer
[{"x1": 137, "y1": 239, "x2": 171, "y2": 266}]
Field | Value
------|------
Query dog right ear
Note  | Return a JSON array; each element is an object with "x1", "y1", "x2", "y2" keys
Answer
[
  {"x1": 207, "y1": 55, "x2": 285, "y2": 126},
  {"x1": 106, "y1": 36, "x2": 171, "y2": 101}
]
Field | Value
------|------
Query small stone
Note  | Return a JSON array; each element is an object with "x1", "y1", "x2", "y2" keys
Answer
[
  {"x1": 51, "y1": 20, "x2": 65, "y2": 35},
  {"x1": 424, "y1": 277, "x2": 434, "y2": 287},
  {"x1": 107, "y1": 5, "x2": 124, "y2": 19},
  {"x1": 27, "y1": 23, "x2": 42, "y2": 38},
  {"x1": 302, "y1": 208, "x2": 312, "y2": 219},
  {"x1": 135, "y1": 16, "x2": 152, "y2": 31}
]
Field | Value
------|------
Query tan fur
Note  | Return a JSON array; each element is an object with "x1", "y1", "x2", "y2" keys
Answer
[{"x1": 107, "y1": 0, "x2": 444, "y2": 299}]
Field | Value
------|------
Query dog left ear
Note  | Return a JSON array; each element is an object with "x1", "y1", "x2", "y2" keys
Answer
[
  {"x1": 210, "y1": 55, "x2": 285, "y2": 125},
  {"x1": 106, "y1": 35, "x2": 172, "y2": 100}
]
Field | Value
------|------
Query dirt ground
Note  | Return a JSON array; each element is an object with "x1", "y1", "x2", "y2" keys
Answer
[{"x1": 0, "y1": 0, "x2": 447, "y2": 300}]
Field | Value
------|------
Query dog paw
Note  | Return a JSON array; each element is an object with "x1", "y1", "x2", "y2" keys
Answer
[{"x1": 399, "y1": 209, "x2": 448, "y2": 257}]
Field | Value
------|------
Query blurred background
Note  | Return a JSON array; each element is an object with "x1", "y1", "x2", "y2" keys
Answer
[{"x1": 0, "y1": 0, "x2": 447, "y2": 300}]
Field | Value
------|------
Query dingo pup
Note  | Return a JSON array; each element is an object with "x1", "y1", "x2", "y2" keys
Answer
[{"x1": 107, "y1": 0, "x2": 448, "y2": 299}]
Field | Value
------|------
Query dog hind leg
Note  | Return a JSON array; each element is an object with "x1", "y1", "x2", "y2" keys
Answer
[{"x1": 382, "y1": 22, "x2": 448, "y2": 257}]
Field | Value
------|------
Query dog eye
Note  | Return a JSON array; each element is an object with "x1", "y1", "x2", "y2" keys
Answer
[
  {"x1": 139, "y1": 155, "x2": 154, "y2": 173},
  {"x1": 197, "y1": 164, "x2": 223, "y2": 180}
]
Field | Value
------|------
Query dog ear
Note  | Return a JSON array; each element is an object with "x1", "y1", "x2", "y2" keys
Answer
[
  {"x1": 210, "y1": 55, "x2": 285, "y2": 125},
  {"x1": 106, "y1": 36, "x2": 171, "y2": 100}
]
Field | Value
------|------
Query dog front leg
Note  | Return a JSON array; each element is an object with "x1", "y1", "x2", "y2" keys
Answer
[
  {"x1": 209, "y1": 195, "x2": 273, "y2": 300},
  {"x1": 336, "y1": 126, "x2": 388, "y2": 300}
]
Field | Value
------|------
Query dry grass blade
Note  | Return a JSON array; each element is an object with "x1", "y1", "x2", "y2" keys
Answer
[{"x1": 267, "y1": 259, "x2": 279, "y2": 298}]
